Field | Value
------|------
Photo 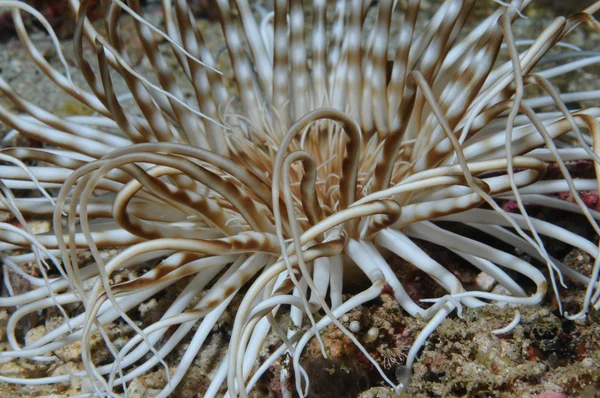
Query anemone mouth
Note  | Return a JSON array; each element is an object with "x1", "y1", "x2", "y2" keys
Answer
[{"x1": 0, "y1": 0, "x2": 600, "y2": 397}]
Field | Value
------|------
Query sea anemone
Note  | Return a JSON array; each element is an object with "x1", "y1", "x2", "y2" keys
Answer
[{"x1": 1, "y1": 0, "x2": 600, "y2": 396}]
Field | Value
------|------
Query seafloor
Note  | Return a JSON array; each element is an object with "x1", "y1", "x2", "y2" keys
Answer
[{"x1": 0, "y1": 1, "x2": 599, "y2": 397}]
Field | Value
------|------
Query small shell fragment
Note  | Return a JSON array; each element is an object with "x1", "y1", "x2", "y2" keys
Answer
[
  {"x1": 364, "y1": 327, "x2": 379, "y2": 343},
  {"x1": 349, "y1": 320, "x2": 361, "y2": 333}
]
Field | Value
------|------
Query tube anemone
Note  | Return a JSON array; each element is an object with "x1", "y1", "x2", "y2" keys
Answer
[{"x1": 0, "y1": 0, "x2": 600, "y2": 396}]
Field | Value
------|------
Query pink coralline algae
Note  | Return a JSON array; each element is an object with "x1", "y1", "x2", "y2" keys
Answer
[{"x1": 534, "y1": 392, "x2": 568, "y2": 398}]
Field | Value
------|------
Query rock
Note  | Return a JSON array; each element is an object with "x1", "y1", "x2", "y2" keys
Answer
[{"x1": 475, "y1": 272, "x2": 495, "y2": 292}]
